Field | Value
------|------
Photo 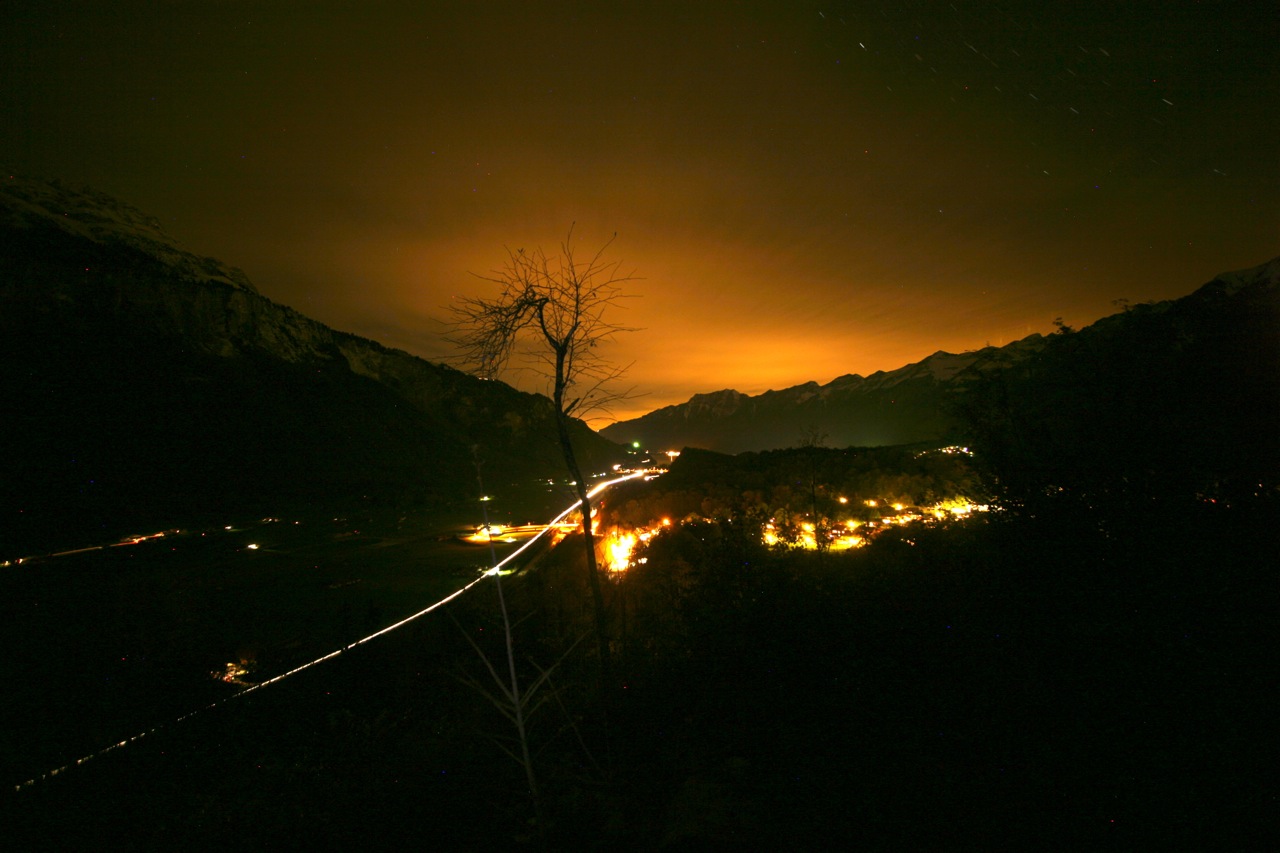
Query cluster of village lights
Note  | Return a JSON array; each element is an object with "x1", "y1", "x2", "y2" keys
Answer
[{"x1": 599, "y1": 497, "x2": 989, "y2": 572}]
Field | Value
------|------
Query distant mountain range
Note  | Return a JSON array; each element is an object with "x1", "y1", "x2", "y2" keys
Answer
[
  {"x1": 601, "y1": 341, "x2": 1044, "y2": 453},
  {"x1": 604, "y1": 258, "x2": 1280, "y2": 454},
  {"x1": 1, "y1": 175, "x2": 622, "y2": 551}
]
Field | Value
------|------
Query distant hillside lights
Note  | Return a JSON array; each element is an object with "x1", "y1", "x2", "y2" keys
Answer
[
  {"x1": 601, "y1": 518, "x2": 672, "y2": 573},
  {"x1": 463, "y1": 522, "x2": 575, "y2": 545},
  {"x1": 917, "y1": 445, "x2": 974, "y2": 458},
  {"x1": 929, "y1": 497, "x2": 989, "y2": 519},
  {"x1": 764, "y1": 520, "x2": 867, "y2": 551},
  {"x1": 604, "y1": 496, "x2": 990, "y2": 567},
  {"x1": 606, "y1": 532, "x2": 638, "y2": 572},
  {"x1": 613, "y1": 448, "x2": 678, "y2": 472},
  {"x1": 760, "y1": 495, "x2": 989, "y2": 551},
  {"x1": 594, "y1": 447, "x2": 990, "y2": 569}
]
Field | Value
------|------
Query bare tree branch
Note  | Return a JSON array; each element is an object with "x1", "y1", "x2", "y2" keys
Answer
[
  {"x1": 448, "y1": 227, "x2": 639, "y2": 420},
  {"x1": 446, "y1": 227, "x2": 640, "y2": 693}
]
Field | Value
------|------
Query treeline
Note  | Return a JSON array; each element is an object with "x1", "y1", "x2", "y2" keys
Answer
[{"x1": 607, "y1": 443, "x2": 985, "y2": 532}]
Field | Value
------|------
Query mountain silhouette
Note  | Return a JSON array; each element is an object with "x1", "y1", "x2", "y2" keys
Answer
[{"x1": 1, "y1": 175, "x2": 621, "y2": 552}]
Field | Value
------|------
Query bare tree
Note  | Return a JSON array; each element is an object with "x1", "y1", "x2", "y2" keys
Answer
[{"x1": 448, "y1": 227, "x2": 636, "y2": 686}]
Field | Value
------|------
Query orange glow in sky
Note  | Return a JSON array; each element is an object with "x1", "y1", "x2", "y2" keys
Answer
[{"x1": 4, "y1": 2, "x2": 1275, "y2": 423}]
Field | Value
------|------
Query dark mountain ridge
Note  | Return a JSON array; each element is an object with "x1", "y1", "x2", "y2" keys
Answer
[
  {"x1": 603, "y1": 337, "x2": 1046, "y2": 452},
  {"x1": 1, "y1": 175, "x2": 622, "y2": 552},
  {"x1": 605, "y1": 256, "x2": 1280, "y2": 456},
  {"x1": 959, "y1": 255, "x2": 1280, "y2": 507}
]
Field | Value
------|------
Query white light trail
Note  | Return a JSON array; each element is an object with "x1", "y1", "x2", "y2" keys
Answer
[{"x1": 13, "y1": 471, "x2": 647, "y2": 792}]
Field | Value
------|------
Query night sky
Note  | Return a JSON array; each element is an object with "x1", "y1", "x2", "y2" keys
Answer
[{"x1": 4, "y1": 1, "x2": 1277, "y2": 421}]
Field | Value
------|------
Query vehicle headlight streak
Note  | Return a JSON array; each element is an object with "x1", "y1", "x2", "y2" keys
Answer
[{"x1": 13, "y1": 471, "x2": 647, "y2": 792}]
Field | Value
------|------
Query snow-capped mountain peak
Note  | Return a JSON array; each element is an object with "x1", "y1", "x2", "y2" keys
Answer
[{"x1": 1, "y1": 174, "x2": 257, "y2": 293}]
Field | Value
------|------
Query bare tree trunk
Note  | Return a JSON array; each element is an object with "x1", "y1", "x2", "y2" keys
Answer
[
  {"x1": 449, "y1": 228, "x2": 634, "y2": 701},
  {"x1": 554, "y1": 409, "x2": 614, "y2": 691}
]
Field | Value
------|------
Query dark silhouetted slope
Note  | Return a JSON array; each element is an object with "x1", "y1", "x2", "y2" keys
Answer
[
  {"x1": 1, "y1": 176, "x2": 622, "y2": 551},
  {"x1": 957, "y1": 256, "x2": 1280, "y2": 508},
  {"x1": 603, "y1": 340, "x2": 1044, "y2": 452}
]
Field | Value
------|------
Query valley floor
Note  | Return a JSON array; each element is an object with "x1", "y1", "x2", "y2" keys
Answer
[{"x1": 5, "y1": 499, "x2": 1275, "y2": 850}]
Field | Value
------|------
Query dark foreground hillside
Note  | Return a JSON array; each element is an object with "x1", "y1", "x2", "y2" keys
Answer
[
  {"x1": 7, "y1": 495, "x2": 1274, "y2": 850},
  {"x1": 1, "y1": 176, "x2": 622, "y2": 554}
]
